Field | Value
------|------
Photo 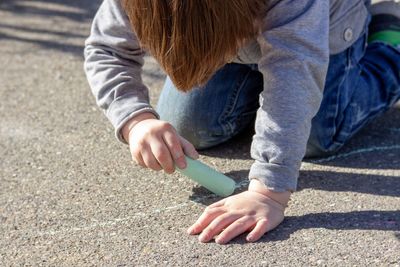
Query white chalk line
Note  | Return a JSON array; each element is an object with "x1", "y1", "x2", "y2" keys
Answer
[
  {"x1": 301, "y1": 162, "x2": 399, "y2": 176},
  {"x1": 309, "y1": 145, "x2": 400, "y2": 164},
  {"x1": 30, "y1": 182, "x2": 250, "y2": 238},
  {"x1": 30, "y1": 144, "x2": 400, "y2": 237},
  {"x1": 32, "y1": 201, "x2": 197, "y2": 237}
]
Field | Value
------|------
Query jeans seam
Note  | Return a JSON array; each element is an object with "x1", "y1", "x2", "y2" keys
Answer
[
  {"x1": 330, "y1": 57, "x2": 357, "y2": 147},
  {"x1": 329, "y1": 55, "x2": 350, "y2": 142},
  {"x1": 332, "y1": 26, "x2": 370, "y2": 141},
  {"x1": 218, "y1": 67, "x2": 253, "y2": 136},
  {"x1": 330, "y1": 102, "x2": 388, "y2": 151},
  {"x1": 331, "y1": 22, "x2": 370, "y2": 144}
]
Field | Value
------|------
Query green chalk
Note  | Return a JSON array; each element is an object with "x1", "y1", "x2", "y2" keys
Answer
[{"x1": 176, "y1": 156, "x2": 236, "y2": 197}]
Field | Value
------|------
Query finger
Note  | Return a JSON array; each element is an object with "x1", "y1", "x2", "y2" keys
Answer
[
  {"x1": 140, "y1": 144, "x2": 163, "y2": 171},
  {"x1": 179, "y1": 136, "x2": 199, "y2": 160},
  {"x1": 187, "y1": 201, "x2": 227, "y2": 234},
  {"x1": 132, "y1": 150, "x2": 145, "y2": 168},
  {"x1": 130, "y1": 141, "x2": 146, "y2": 167},
  {"x1": 162, "y1": 131, "x2": 186, "y2": 169},
  {"x1": 199, "y1": 213, "x2": 242, "y2": 243},
  {"x1": 207, "y1": 198, "x2": 227, "y2": 209},
  {"x1": 246, "y1": 218, "x2": 269, "y2": 242},
  {"x1": 150, "y1": 138, "x2": 175, "y2": 174},
  {"x1": 215, "y1": 216, "x2": 256, "y2": 244},
  {"x1": 187, "y1": 207, "x2": 225, "y2": 235}
]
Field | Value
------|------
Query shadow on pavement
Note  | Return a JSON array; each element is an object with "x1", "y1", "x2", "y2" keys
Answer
[
  {"x1": 0, "y1": 0, "x2": 102, "y2": 55},
  {"x1": 303, "y1": 108, "x2": 400, "y2": 169},
  {"x1": 189, "y1": 167, "x2": 399, "y2": 243},
  {"x1": 0, "y1": 31, "x2": 84, "y2": 55},
  {"x1": 191, "y1": 168, "x2": 400, "y2": 198},
  {"x1": 297, "y1": 170, "x2": 400, "y2": 197},
  {"x1": 225, "y1": 210, "x2": 399, "y2": 244},
  {"x1": 188, "y1": 107, "x2": 400, "y2": 243},
  {"x1": 0, "y1": 23, "x2": 85, "y2": 38},
  {"x1": 200, "y1": 109, "x2": 400, "y2": 164},
  {"x1": 0, "y1": 0, "x2": 100, "y2": 21},
  {"x1": 199, "y1": 124, "x2": 254, "y2": 160}
]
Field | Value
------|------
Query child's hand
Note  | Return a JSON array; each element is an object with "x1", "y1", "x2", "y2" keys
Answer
[
  {"x1": 122, "y1": 112, "x2": 199, "y2": 173},
  {"x1": 188, "y1": 179, "x2": 290, "y2": 244}
]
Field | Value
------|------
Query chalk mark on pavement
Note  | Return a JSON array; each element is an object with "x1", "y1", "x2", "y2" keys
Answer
[
  {"x1": 309, "y1": 145, "x2": 400, "y2": 164},
  {"x1": 23, "y1": 145, "x2": 400, "y2": 238}
]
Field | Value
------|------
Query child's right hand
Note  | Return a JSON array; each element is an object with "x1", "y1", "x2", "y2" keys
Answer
[
  {"x1": 122, "y1": 112, "x2": 199, "y2": 173},
  {"x1": 188, "y1": 180, "x2": 290, "y2": 244}
]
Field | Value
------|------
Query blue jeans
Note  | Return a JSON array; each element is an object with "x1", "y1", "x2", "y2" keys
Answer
[{"x1": 156, "y1": 26, "x2": 400, "y2": 158}]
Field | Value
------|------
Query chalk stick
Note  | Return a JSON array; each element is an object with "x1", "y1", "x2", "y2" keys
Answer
[{"x1": 176, "y1": 156, "x2": 236, "y2": 197}]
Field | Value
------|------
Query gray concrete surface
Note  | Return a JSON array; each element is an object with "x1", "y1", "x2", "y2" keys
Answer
[{"x1": 0, "y1": 1, "x2": 399, "y2": 266}]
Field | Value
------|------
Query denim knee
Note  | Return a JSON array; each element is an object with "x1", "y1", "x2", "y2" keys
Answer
[
  {"x1": 159, "y1": 106, "x2": 229, "y2": 150},
  {"x1": 157, "y1": 64, "x2": 262, "y2": 150}
]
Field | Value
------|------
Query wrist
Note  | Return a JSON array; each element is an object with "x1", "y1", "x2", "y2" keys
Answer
[
  {"x1": 248, "y1": 179, "x2": 291, "y2": 208},
  {"x1": 121, "y1": 112, "x2": 158, "y2": 143}
]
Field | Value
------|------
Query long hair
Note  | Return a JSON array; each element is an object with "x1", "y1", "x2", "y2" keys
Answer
[{"x1": 122, "y1": 0, "x2": 266, "y2": 91}]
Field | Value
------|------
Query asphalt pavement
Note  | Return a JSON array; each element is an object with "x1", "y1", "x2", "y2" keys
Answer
[{"x1": 0, "y1": 1, "x2": 399, "y2": 266}]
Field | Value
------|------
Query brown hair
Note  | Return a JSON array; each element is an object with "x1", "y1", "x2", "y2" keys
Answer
[{"x1": 122, "y1": 0, "x2": 266, "y2": 91}]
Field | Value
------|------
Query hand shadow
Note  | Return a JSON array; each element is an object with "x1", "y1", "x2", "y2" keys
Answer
[
  {"x1": 227, "y1": 210, "x2": 399, "y2": 244},
  {"x1": 189, "y1": 166, "x2": 400, "y2": 201},
  {"x1": 188, "y1": 168, "x2": 400, "y2": 242}
]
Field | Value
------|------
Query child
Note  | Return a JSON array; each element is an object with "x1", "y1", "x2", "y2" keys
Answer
[{"x1": 84, "y1": 0, "x2": 400, "y2": 244}]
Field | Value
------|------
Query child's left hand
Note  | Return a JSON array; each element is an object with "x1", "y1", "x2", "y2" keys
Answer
[{"x1": 187, "y1": 186, "x2": 288, "y2": 244}]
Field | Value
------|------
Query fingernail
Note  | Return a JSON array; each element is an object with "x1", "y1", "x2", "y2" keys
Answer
[
  {"x1": 188, "y1": 151, "x2": 198, "y2": 160},
  {"x1": 247, "y1": 235, "x2": 253, "y2": 242},
  {"x1": 187, "y1": 227, "x2": 194, "y2": 234},
  {"x1": 177, "y1": 159, "x2": 186, "y2": 169},
  {"x1": 215, "y1": 238, "x2": 225, "y2": 245},
  {"x1": 199, "y1": 235, "x2": 207, "y2": 242}
]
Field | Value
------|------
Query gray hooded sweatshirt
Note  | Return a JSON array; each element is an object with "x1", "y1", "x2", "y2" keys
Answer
[{"x1": 84, "y1": 0, "x2": 370, "y2": 192}]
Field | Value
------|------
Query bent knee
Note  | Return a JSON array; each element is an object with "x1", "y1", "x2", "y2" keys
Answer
[
  {"x1": 174, "y1": 120, "x2": 230, "y2": 150},
  {"x1": 161, "y1": 112, "x2": 231, "y2": 150}
]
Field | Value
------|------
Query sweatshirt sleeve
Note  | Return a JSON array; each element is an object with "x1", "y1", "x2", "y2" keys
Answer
[
  {"x1": 84, "y1": 0, "x2": 159, "y2": 144},
  {"x1": 248, "y1": 0, "x2": 330, "y2": 192}
]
